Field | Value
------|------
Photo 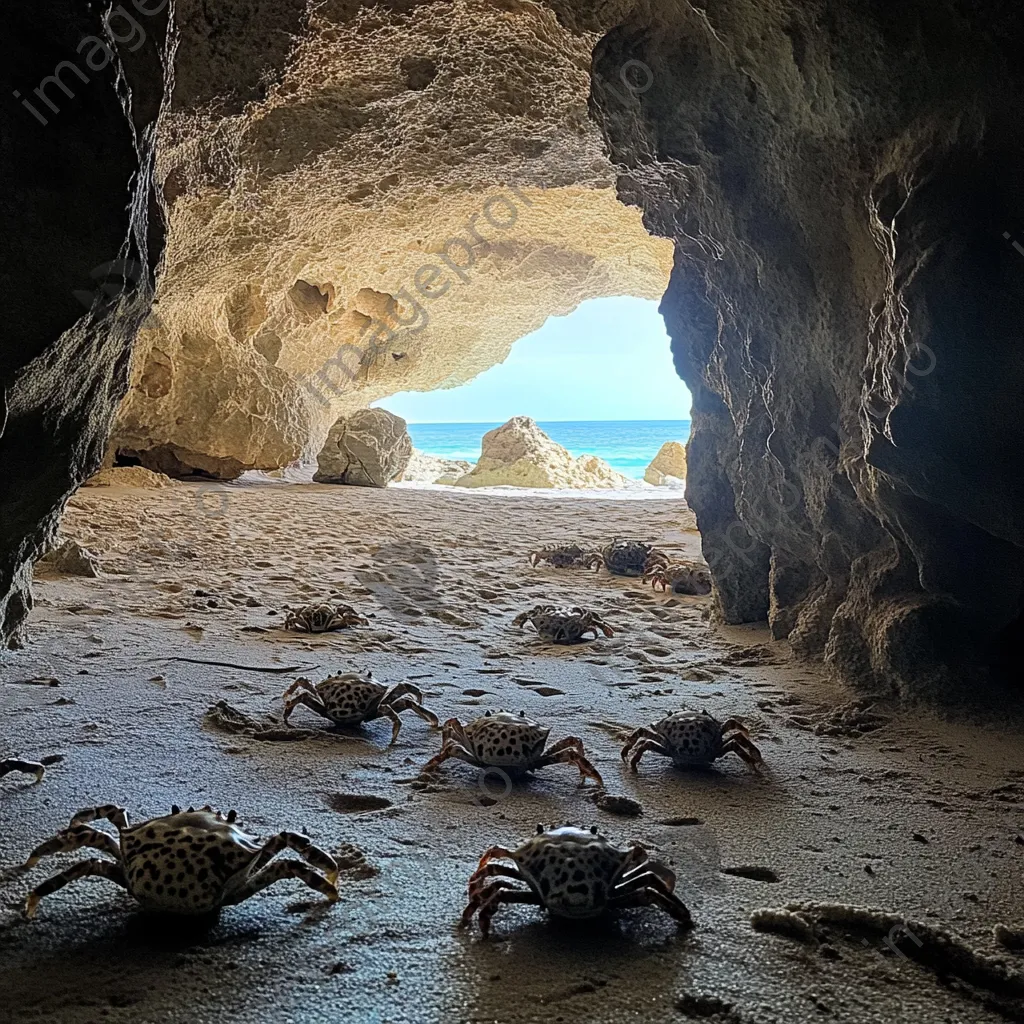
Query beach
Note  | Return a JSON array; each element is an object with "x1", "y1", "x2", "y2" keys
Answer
[{"x1": 1, "y1": 480, "x2": 1022, "y2": 1024}]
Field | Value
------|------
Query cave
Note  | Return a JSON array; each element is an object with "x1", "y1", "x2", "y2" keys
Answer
[{"x1": 2, "y1": 2, "x2": 1023, "y2": 1022}]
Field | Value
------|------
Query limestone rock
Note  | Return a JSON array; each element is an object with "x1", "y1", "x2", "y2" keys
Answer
[
  {"x1": 644, "y1": 441, "x2": 688, "y2": 487},
  {"x1": 397, "y1": 450, "x2": 473, "y2": 485},
  {"x1": 110, "y1": 1, "x2": 673, "y2": 476},
  {"x1": 454, "y1": 417, "x2": 629, "y2": 490},
  {"x1": 84, "y1": 466, "x2": 178, "y2": 489},
  {"x1": 40, "y1": 541, "x2": 99, "y2": 578},
  {"x1": 314, "y1": 409, "x2": 412, "y2": 488}
]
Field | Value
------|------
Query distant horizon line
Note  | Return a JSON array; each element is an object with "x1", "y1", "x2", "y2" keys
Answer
[{"x1": 401, "y1": 417, "x2": 693, "y2": 425}]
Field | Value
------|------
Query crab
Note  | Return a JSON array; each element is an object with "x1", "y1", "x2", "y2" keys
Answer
[
  {"x1": 643, "y1": 559, "x2": 712, "y2": 595},
  {"x1": 602, "y1": 539, "x2": 668, "y2": 577},
  {"x1": 512, "y1": 605, "x2": 614, "y2": 644},
  {"x1": 621, "y1": 709, "x2": 763, "y2": 771},
  {"x1": 421, "y1": 711, "x2": 604, "y2": 786},
  {"x1": 283, "y1": 602, "x2": 368, "y2": 633},
  {"x1": 20, "y1": 803, "x2": 340, "y2": 919},
  {"x1": 282, "y1": 672, "x2": 439, "y2": 743},
  {"x1": 460, "y1": 824, "x2": 692, "y2": 936},
  {"x1": 1, "y1": 758, "x2": 47, "y2": 783},
  {"x1": 528, "y1": 544, "x2": 602, "y2": 570}
]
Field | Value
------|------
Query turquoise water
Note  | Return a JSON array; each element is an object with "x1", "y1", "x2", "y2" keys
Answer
[{"x1": 406, "y1": 420, "x2": 691, "y2": 480}]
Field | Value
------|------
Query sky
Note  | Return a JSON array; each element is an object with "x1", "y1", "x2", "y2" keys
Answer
[{"x1": 374, "y1": 296, "x2": 692, "y2": 423}]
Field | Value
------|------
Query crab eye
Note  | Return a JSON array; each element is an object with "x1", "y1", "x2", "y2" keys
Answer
[
  {"x1": 591, "y1": 826, "x2": 598, "y2": 834},
  {"x1": 227, "y1": 810, "x2": 237, "y2": 823},
  {"x1": 519, "y1": 710, "x2": 525, "y2": 716},
  {"x1": 536, "y1": 823, "x2": 544, "y2": 834},
  {"x1": 171, "y1": 804, "x2": 181, "y2": 815},
  {"x1": 485, "y1": 711, "x2": 491, "y2": 717}
]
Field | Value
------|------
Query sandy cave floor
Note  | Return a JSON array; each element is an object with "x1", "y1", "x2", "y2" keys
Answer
[{"x1": 1, "y1": 481, "x2": 1023, "y2": 1024}]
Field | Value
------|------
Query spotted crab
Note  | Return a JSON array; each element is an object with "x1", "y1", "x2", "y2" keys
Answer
[
  {"x1": 283, "y1": 602, "x2": 368, "y2": 633},
  {"x1": 20, "y1": 804, "x2": 340, "y2": 919},
  {"x1": 602, "y1": 539, "x2": 668, "y2": 577},
  {"x1": 528, "y1": 544, "x2": 602, "y2": 570},
  {"x1": 282, "y1": 672, "x2": 439, "y2": 743},
  {"x1": 644, "y1": 559, "x2": 712, "y2": 595},
  {"x1": 421, "y1": 711, "x2": 603, "y2": 786},
  {"x1": 621, "y1": 709, "x2": 762, "y2": 771},
  {"x1": 512, "y1": 605, "x2": 614, "y2": 644},
  {"x1": 1, "y1": 758, "x2": 48, "y2": 784},
  {"x1": 461, "y1": 824, "x2": 692, "y2": 936}
]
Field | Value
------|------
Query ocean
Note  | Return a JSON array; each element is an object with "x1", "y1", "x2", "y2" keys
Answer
[{"x1": 406, "y1": 420, "x2": 691, "y2": 480}]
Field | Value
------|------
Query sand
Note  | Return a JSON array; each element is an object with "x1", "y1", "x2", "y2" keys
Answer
[{"x1": 1, "y1": 480, "x2": 1022, "y2": 1024}]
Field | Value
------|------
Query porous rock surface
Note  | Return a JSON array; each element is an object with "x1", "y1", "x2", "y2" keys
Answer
[
  {"x1": 454, "y1": 417, "x2": 629, "y2": 490},
  {"x1": 397, "y1": 450, "x2": 473, "y2": 486},
  {"x1": 644, "y1": 440, "x2": 687, "y2": 486},
  {"x1": 595, "y1": 0, "x2": 1024, "y2": 698},
  {"x1": 0, "y1": 1, "x2": 170, "y2": 644},
  {"x1": 111, "y1": 0, "x2": 673, "y2": 477},
  {"x1": 314, "y1": 408, "x2": 412, "y2": 488}
]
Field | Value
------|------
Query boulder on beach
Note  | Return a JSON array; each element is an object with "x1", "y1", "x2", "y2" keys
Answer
[
  {"x1": 84, "y1": 466, "x2": 178, "y2": 488},
  {"x1": 453, "y1": 416, "x2": 630, "y2": 490},
  {"x1": 644, "y1": 440, "x2": 687, "y2": 486},
  {"x1": 396, "y1": 449, "x2": 473, "y2": 485},
  {"x1": 314, "y1": 408, "x2": 412, "y2": 488}
]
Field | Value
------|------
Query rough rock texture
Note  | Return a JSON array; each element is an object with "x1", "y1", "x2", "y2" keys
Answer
[
  {"x1": 397, "y1": 450, "x2": 473, "y2": 486},
  {"x1": 39, "y1": 540, "x2": 99, "y2": 579},
  {"x1": 0, "y1": 1, "x2": 172, "y2": 646},
  {"x1": 644, "y1": 440, "x2": 687, "y2": 486},
  {"x1": 454, "y1": 416, "x2": 629, "y2": 490},
  {"x1": 111, "y1": 0, "x2": 673, "y2": 476},
  {"x1": 314, "y1": 408, "x2": 412, "y2": 488},
  {"x1": 84, "y1": 466, "x2": 178, "y2": 489},
  {"x1": 594, "y1": 1, "x2": 1024, "y2": 698}
]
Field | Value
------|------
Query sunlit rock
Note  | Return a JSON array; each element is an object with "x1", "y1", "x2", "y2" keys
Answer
[
  {"x1": 644, "y1": 441, "x2": 687, "y2": 486},
  {"x1": 314, "y1": 409, "x2": 412, "y2": 488},
  {"x1": 454, "y1": 417, "x2": 629, "y2": 490}
]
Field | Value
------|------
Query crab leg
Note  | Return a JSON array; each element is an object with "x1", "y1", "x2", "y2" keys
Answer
[
  {"x1": 719, "y1": 717, "x2": 751, "y2": 737},
  {"x1": 281, "y1": 677, "x2": 319, "y2": 700},
  {"x1": 23, "y1": 824, "x2": 121, "y2": 868},
  {"x1": 387, "y1": 696, "x2": 440, "y2": 730},
  {"x1": 609, "y1": 882, "x2": 693, "y2": 928},
  {"x1": 0, "y1": 758, "x2": 47, "y2": 782},
  {"x1": 534, "y1": 739, "x2": 604, "y2": 787},
  {"x1": 226, "y1": 860, "x2": 339, "y2": 905},
  {"x1": 24, "y1": 858, "x2": 128, "y2": 919},
  {"x1": 282, "y1": 692, "x2": 333, "y2": 725},
  {"x1": 421, "y1": 741, "x2": 476, "y2": 775},
  {"x1": 620, "y1": 727, "x2": 668, "y2": 764},
  {"x1": 378, "y1": 704, "x2": 404, "y2": 745},
  {"x1": 383, "y1": 681, "x2": 427, "y2": 704},
  {"x1": 474, "y1": 845, "x2": 518, "y2": 871},
  {"x1": 69, "y1": 804, "x2": 130, "y2": 830},
  {"x1": 466, "y1": 862, "x2": 525, "y2": 894},
  {"x1": 722, "y1": 735, "x2": 764, "y2": 769},
  {"x1": 249, "y1": 832, "x2": 339, "y2": 884},
  {"x1": 461, "y1": 879, "x2": 540, "y2": 936},
  {"x1": 622, "y1": 738, "x2": 673, "y2": 772}
]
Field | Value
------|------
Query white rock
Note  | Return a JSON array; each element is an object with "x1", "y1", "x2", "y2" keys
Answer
[
  {"x1": 396, "y1": 449, "x2": 473, "y2": 485},
  {"x1": 644, "y1": 441, "x2": 688, "y2": 486},
  {"x1": 314, "y1": 408, "x2": 412, "y2": 487},
  {"x1": 453, "y1": 417, "x2": 630, "y2": 490}
]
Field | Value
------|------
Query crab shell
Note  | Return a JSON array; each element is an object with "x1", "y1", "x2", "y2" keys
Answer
[
  {"x1": 460, "y1": 712, "x2": 551, "y2": 770},
  {"x1": 120, "y1": 810, "x2": 274, "y2": 913},
  {"x1": 310, "y1": 673, "x2": 390, "y2": 725},
  {"x1": 509, "y1": 826, "x2": 637, "y2": 919},
  {"x1": 652, "y1": 711, "x2": 731, "y2": 764}
]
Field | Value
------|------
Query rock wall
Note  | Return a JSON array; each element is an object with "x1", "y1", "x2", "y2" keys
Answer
[
  {"x1": 0, "y1": 1, "x2": 172, "y2": 644},
  {"x1": 112, "y1": 0, "x2": 673, "y2": 477},
  {"x1": 593, "y1": 0, "x2": 1024, "y2": 699}
]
